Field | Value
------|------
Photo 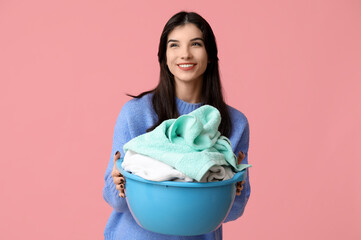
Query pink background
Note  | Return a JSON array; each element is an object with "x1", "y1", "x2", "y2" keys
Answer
[{"x1": 1, "y1": 0, "x2": 360, "y2": 239}]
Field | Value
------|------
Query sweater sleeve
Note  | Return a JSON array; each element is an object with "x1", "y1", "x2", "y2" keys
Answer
[
  {"x1": 102, "y1": 102, "x2": 132, "y2": 213},
  {"x1": 224, "y1": 120, "x2": 251, "y2": 223}
]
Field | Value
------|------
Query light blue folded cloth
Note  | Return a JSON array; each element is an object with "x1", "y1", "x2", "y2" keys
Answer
[{"x1": 123, "y1": 105, "x2": 251, "y2": 181}]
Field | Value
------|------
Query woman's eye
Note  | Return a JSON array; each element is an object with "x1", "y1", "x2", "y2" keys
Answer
[
  {"x1": 169, "y1": 43, "x2": 178, "y2": 48},
  {"x1": 192, "y1": 42, "x2": 202, "y2": 46}
]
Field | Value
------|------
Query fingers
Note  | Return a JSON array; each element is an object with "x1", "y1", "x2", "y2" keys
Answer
[
  {"x1": 113, "y1": 175, "x2": 126, "y2": 198},
  {"x1": 112, "y1": 151, "x2": 121, "y2": 177},
  {"x1": 112, "y1": 150, "x2": 126, "y2": 198},
  {"x1": 236, "y1": 184, "x2": 242, "y2": 196},
  {"x1": 112, "y1": 167, "x2": 120, "y2": 175},
  {"x1": 119, "y1": 176, "x2": 125, "y2": 184},
  {"x1": 237, "y1": 151, "x2": 245, "y2": 165},
  {"x1": 114, "y1": 151, "x2": 121, "y2": 163},
  {"x1": 115, "y1": 179, "x2": 126, "y2": 198},
  {"x1": 236, "y1": 180, "x2": 245, "y2": 196},
  {"x1": 116, "y1": 183, "x2": 125, "y2": 191},
  {"x1": 113, "y1": 176, "x2": 125, "y2": 185},
  {"x1": 118, "y1": 181, "x2": 126, "y2": 198}
]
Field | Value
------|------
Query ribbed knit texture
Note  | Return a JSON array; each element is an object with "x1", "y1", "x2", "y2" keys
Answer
[{"x1": 103, "y1": 93, "x2": 251, "y2": 240}]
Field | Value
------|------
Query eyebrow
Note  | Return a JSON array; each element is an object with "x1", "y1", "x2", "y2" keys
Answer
[{"x1": 167, "y1": 37, "x2": 204, "y2": 43}]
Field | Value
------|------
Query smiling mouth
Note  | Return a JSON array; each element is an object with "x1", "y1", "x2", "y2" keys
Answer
[{"x1": 177, "y1": 63, "x2": 196, "y2": 70}]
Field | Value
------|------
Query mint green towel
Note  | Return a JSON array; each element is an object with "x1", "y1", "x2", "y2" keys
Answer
[{"x1": 123, "y1": 105, "x2": 251, "y2": 181}]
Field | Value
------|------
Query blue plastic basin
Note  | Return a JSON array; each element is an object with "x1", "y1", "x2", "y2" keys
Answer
[{"x1": 116, "y1": 158, "x2": 245, "y2": 236}]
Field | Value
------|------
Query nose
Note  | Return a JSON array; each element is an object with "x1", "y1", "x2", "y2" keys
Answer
[{"x1": 180, "y1": 46, "x2": 192, "y2": 60}]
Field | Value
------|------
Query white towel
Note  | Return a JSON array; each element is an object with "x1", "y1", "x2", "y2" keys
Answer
[
  {"x1": 122, "y1": 150, "x2": 235, "y2": 182},
  {"x1": 122, "y1": 150, "x2": 194, "y2": 182}
]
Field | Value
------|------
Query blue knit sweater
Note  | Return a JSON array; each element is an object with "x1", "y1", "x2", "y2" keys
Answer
[{"x1": 103, "y1": 93, "x2": 251, "y2": 240}]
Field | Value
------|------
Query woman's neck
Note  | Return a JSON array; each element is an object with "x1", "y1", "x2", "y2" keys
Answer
[{"x1": 175, "y1": 80, "x2": 202, "y2": 104}]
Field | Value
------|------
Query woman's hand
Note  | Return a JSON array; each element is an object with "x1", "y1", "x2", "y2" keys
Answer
[
  {"x1": 237, "y1": 151, "x2": 245, "y2": 165},
  {"x1": 236, "y1": 180, "x2": 245, "y2": 196},
  {"x1": 236, "y1": 151, "x2": 246, "y2": 196},
  {"x1": 112, "y1": 151, "x2": 126, "y2": 198}
]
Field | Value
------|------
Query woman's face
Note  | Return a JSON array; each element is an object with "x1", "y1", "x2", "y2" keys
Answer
[{"x1": 166, "y1": 23, "x2": 208, "y2": 85}]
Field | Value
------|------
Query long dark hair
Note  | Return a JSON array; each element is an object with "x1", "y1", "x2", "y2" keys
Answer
[{"x1": 128, "y1": 11, "x2": 232, "y2": 137}]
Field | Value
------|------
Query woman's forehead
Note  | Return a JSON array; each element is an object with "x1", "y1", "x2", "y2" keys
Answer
[{"x1": 167, "y1": 23, "x2": 203, "y2": 41}]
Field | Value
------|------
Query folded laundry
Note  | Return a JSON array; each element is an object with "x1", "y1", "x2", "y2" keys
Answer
[
  {"x1": 122, "y1": 150, "x2": 236, "y2": 182},
  {"x1": 123, "y1": 105, "x2": 251, "y2": 181},
  {"x1": 200, "y1": 165, "x2": 235, "y2": 182},
  {"x1": 122, "y1": 150, "x2": 193, "y2": 182}
]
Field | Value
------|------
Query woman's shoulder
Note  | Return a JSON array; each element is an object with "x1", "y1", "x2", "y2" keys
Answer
[
  {"x1": 119, "y1": 92, "x2": 157, "y2": 125},
  {"x1": 121, "y1": 92, "x2": 154, "y2": 115}
]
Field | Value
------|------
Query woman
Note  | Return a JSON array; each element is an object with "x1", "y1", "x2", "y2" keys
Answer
[{"x1": 103, "y1": 11, "x2": 251, "y2": 240}]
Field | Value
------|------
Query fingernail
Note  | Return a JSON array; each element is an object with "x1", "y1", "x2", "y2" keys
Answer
[
  {"x1": 120, "y1": 184, "x2": 124, "y2": 189},
  {"x1": 119, "y1": 192, "x2": 125, "y2": 198}
]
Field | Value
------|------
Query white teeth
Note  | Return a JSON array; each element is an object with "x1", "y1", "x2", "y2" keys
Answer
[{"x1": 179, "y1": 64, "x2": 194, "y2": 67}]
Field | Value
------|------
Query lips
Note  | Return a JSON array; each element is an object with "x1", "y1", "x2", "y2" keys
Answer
[{"x1": 177, "y1": 63, "x2": 196, "y2": 71}]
